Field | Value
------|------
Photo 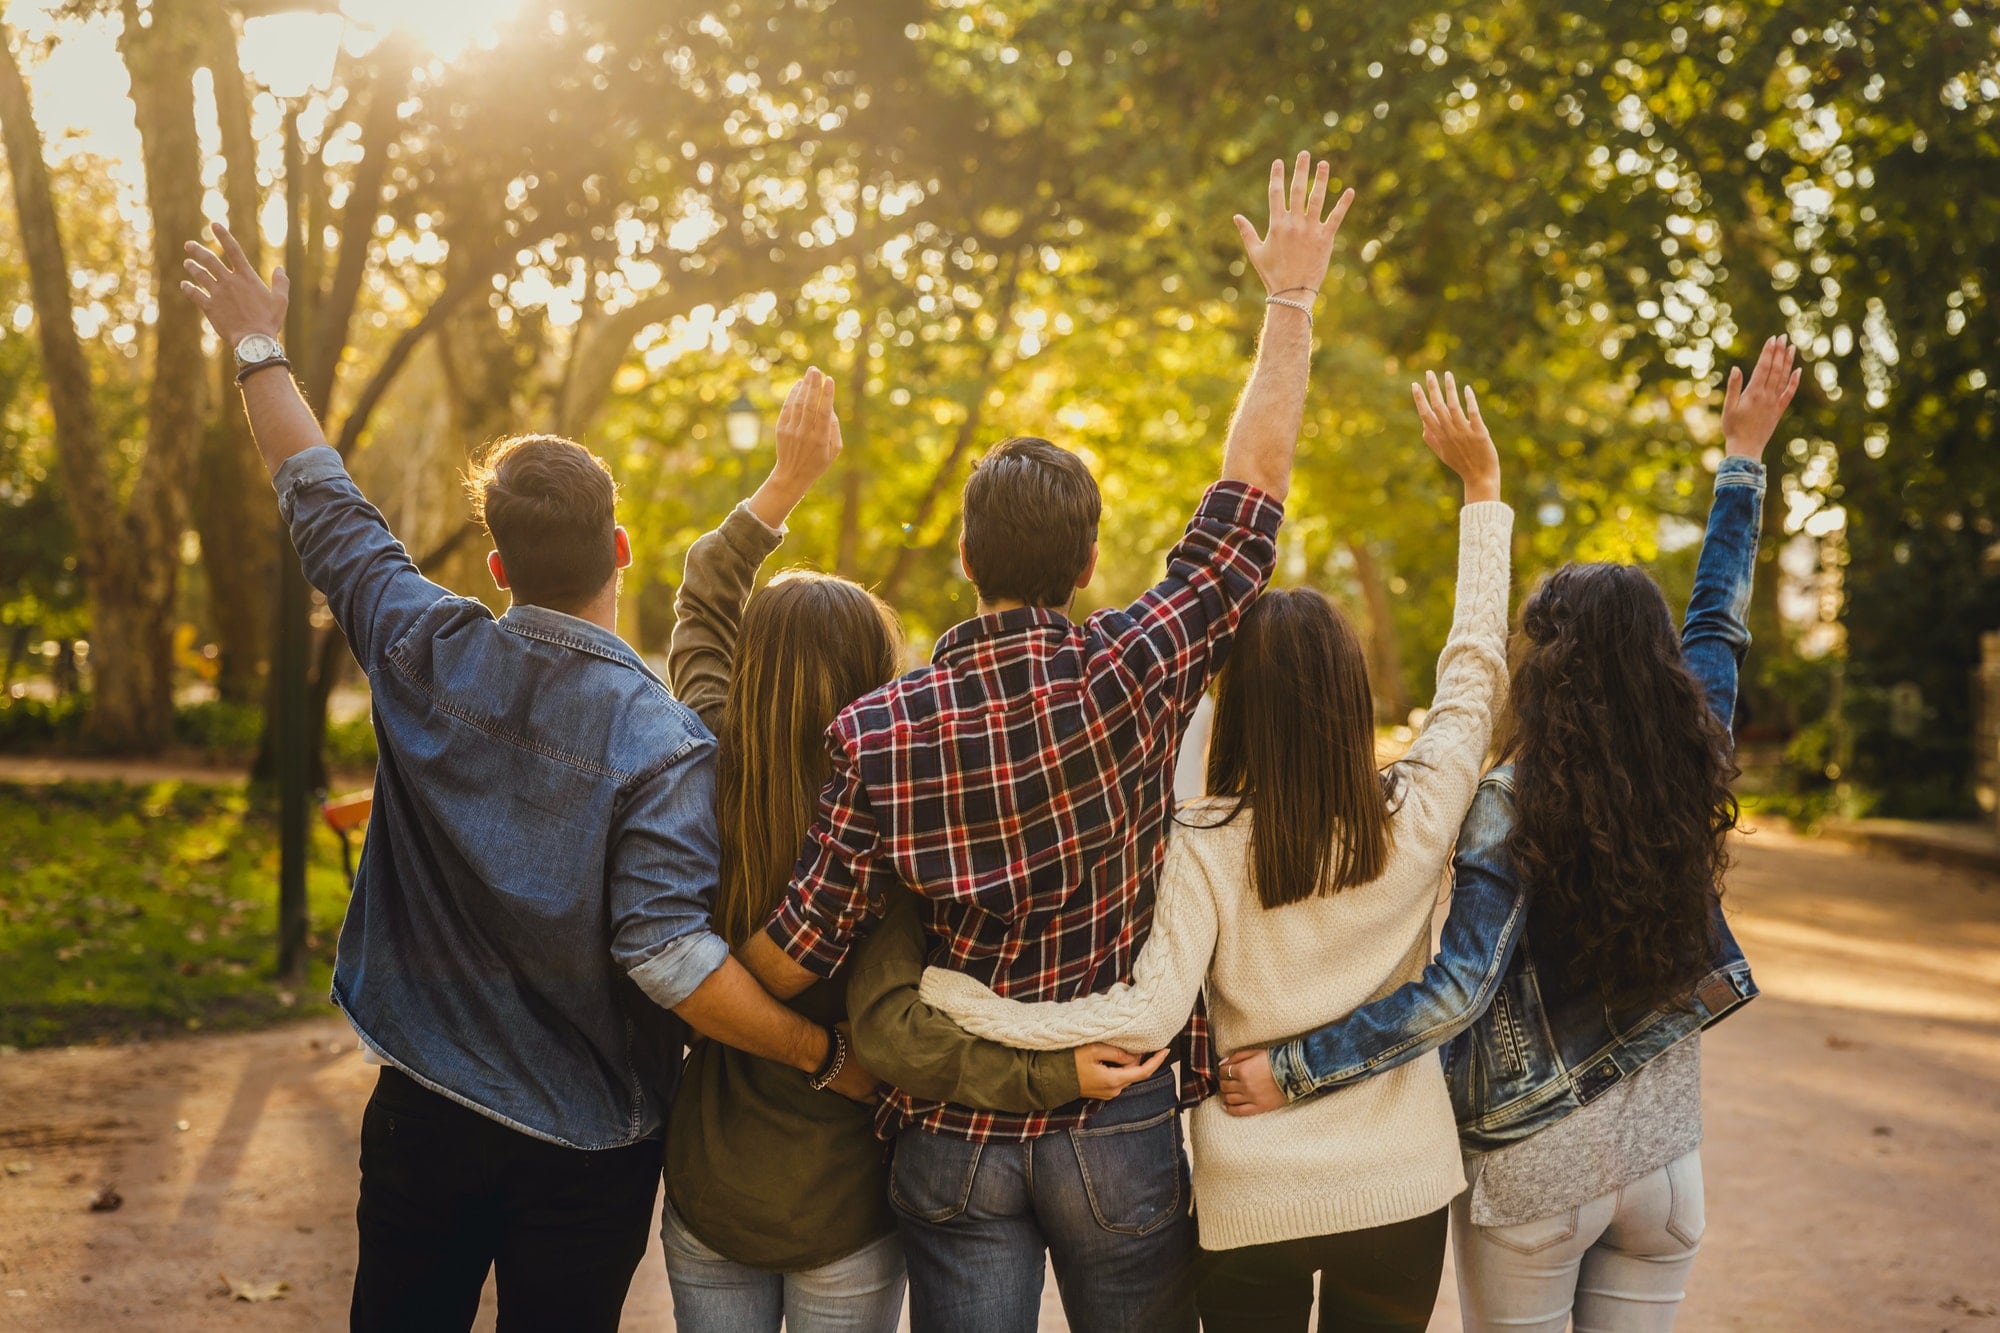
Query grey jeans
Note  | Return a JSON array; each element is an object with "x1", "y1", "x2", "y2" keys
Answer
[{"x1": 1454, "y1": 1150, "x2": 1705, "y2": 1333}]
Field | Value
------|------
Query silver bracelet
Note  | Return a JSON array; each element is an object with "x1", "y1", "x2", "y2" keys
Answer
[
  {"x1": 807, "y1": 1026, "x2": 848, "y2": 1092},
  {"x1": 1265, "y1": 295, "x2": 1314, "y2": 328}
]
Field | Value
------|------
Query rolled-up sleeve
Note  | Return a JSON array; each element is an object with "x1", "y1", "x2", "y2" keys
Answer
[
  {"x1": 609, "y1": 739, "x2": 730, "y2": 1009},
  {"x1": 1114, "y1": 481, "x2": 1284, "y2": 716},
  {"x1": 273, "y1": 445, "x2": 451, "y2": 672},
  {"x1": 765, "y1": 736, "x2": 895, "y2": 978}
]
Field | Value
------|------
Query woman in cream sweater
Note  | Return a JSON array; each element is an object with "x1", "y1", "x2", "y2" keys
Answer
[{"x1": 919, "y1": 370, "x2": 1514, "y2": 1332}]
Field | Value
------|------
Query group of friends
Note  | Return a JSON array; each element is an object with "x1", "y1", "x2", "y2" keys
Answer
[{"x1": 174, "y1": 150, "x2": 1800, "y2": 1332}]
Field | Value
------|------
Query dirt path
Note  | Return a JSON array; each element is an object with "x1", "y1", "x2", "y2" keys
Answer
[{"x1": 2, "y1": 823, "x2": 1996, "y2": 1331}]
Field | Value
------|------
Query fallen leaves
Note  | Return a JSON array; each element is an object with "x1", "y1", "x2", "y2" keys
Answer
[{"x1": 218, "y1": 1274, "x2": 290, "y2": 1303}]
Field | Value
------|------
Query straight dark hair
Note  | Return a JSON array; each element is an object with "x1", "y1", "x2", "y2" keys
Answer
[
  {"x1": 1502, "y1": 562, "x2": 1738, "y2": 1013},
  {"x1": 1204, "y1": 588, "x2": 1391, "y2": 908}
]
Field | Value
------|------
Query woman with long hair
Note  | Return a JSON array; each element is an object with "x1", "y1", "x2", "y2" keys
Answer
[
  {"x1": 1216, "y1": 337, "x2": 1801, "y2": 1330},
  {"x1": 919, "y1": 372, "x2": 1515, "y2": 1332},
  {"x1": 660, "y1": 369, "x2": 1163, "y2": 1333}
]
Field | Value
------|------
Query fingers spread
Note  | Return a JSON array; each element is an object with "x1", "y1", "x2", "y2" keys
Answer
[
  {"x1": 213, "y1": 222, "x2": 250, "y2": 270},
  {"x1": 1268, "y1": 159, "x2": 1286, "y2": 218},
  {"x1": 178, "y1": 280, "x2": 212, "y2": 308},
  {"x1": 186, "y1": 241, "x2": 230, "y2": 280},
  {"x1": 1305, "y1": 159, "x2": 1330, "y2": 221},
  {"x1": 1289, "y1": 149, "x2": 1310, "y2": 214},
  {"x1": 1324, "y1": 186, "x2": 1356, "y2": 231}
]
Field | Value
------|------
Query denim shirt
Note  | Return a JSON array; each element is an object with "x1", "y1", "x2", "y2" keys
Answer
[
  {"x1": 1269, "y1": 456, "x2": 1766, "y2": 1150},
  {"x1": 276, "y1": 446, "x2": 728, "y2": 1150}
]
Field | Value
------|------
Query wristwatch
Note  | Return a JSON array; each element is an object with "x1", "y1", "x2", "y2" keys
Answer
[{"x1": 232, "y1": 332, "x2": 289, "y2": 383}]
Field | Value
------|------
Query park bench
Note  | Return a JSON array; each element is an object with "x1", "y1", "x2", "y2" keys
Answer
[{"x1": 321, "y1": 791, "x2": 373, "y2": 890}]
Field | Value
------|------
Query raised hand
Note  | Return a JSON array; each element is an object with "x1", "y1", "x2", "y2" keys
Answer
[
  {"x1": 1233, "y1": 150, "x2": 1356, "y2": 299},
  {"x1": 746, "y1": 367, "x2": 843, "y2": 529},
  {"x1": 1073, "y1": 1044, "x2": 1171, "y2": 1101},
  {"x1": 1411, "y1": 369, "x2": 1502, "y2": 504},
  {"x1": 1216, "y1": 1048, "x2": 1286, "y2": 1117},
  {"x1": 1721, "y1": 336, "x2": 1802, "y2": 460},
  {"x1": 179, "y1": 223, "x2": 287, "y2": 350}
]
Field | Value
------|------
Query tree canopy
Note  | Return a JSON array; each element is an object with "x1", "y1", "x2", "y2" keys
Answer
[{"x1": 0, "y1": 0, "x2": 1995, "y2": 816}]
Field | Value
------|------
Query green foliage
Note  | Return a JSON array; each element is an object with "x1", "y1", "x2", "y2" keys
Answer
[
  {"x1": 324, "y1": 717, "x2": 381, "y2": 774},
  {"x1": 0, "y1": 781, "x2": 348, "y2": 1049},
  {"x1": 2, "y1": 0, "x2": 1995, "y2": 809},
  {"x1": 0, "y1": 695, "x2": 87, "y2": 749},
  {"x1": 171, "y1": 699, "x2": 264, "y2": 758}
]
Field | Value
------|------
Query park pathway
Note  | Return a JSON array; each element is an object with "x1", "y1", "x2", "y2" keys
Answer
[{"x1": 1, "y1": 822, "x2": 1996, "y2": 1330}]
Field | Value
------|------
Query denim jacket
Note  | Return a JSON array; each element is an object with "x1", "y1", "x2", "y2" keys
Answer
[
  {"x1": 277, "y1": 446, "x2": 727, "y2": 1150},
  {"x1": 1268, "y1": 456, "x2": 1766, "y2": 1151}
]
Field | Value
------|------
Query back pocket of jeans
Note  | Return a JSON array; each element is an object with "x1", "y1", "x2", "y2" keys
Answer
[
  {"x1": 889, "y1": 1132, "x2": 983, "y2": 1224},
  {"x1": 1069, "y1": 1106, "x2": 1183, "y2": 1237},
  {"x1": 1486, "y1": 1207, "x2": 1579, "y2": 1255},
  {"x1": 1664, "y1": 1153, "x2": 1706, "y2": 1250}
]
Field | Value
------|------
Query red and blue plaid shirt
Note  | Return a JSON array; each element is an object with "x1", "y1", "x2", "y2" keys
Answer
[{"x1": 766, "y1": 481, "x2": 1284, "y2": 1142}]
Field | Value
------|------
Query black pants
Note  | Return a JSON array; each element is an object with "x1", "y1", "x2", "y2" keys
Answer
[
  {"x1": 1195, "y1": 1207, "x2": 1449, "y2": 1333},
  {"x1": 350, "y1": 1067, "x2": 663, "y2": 1333}
]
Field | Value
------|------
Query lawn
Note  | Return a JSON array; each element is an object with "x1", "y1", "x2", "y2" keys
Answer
[{"x1": 0, "y1": 780, "x2": 351, "y2": 1049}]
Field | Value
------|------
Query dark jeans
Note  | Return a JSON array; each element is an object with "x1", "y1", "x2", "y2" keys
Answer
[
  {"x1": 1195, "y1": 1207, "x2": 1449, "y2": 1333},
  {"x1": 350, "y1": 1067, "x2": 662, "y2": 1333},
  {"x1": 888, "y1": 1069, "x2": 1197, "y2": 1333}
]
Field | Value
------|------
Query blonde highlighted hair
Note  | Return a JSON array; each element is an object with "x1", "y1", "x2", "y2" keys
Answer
[{"x1": 712, "y1": 570, "x2": 901, "y2": 949}]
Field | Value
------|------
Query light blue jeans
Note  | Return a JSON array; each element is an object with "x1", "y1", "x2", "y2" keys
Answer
[
  {"x1": 660, "y1": 1199, "x2": 907, "y2": 1333},
  {"x1": 1454, "y1": 1150, "x2": 1705, "y2": 1332}
]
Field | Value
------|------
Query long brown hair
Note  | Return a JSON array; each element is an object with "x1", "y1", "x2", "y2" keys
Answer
[
  {"x1": 1502, "y1": 563, "x2": 1738, "y2": 1013},
  {"x1": 712, "y1": 571, "x2": 900, "y2": 948},
  {"x1": 1204, "y1": 588, "x2": 1391, "y2": 908}
]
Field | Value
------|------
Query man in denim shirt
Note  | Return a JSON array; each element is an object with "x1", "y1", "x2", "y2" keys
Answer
[{"x1": 180, "y1": 225, "x2": 874, "y2": 1332}]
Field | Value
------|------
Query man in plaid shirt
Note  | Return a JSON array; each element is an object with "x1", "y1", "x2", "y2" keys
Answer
[{"x1": 744, "y1": 153, "x2": 1356, "y2": 1331}]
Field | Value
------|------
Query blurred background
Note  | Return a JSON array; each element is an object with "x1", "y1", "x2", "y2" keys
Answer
[{"x1": 3, "y1": 0, "x2": 1996, "y2": 816}]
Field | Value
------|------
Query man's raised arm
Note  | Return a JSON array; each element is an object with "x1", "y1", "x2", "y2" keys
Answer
[
  {"x1": 181, "y1": 224, "x2": 318, "y2": 477},
  {"x1": 1219, "y1": 152, "x2": 1355, "y2": 503},
  {"x1": 179, "y1": 222, "x2": 445, "y2": 671}
]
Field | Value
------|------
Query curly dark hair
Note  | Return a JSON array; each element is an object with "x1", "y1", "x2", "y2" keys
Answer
[{"x1": 1502, "y1": 562, "x2": 1739, "y2": 1014}]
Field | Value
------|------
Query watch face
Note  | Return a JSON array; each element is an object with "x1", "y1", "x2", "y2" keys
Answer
[{"x1": 235, "y1": 333, "x2": 282, "y2": 365}]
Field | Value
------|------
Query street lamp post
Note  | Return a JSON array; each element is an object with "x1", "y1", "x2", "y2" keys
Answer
[
  {"x1": 240, "y1": 9, "x2": 345, "y2": 983},
  {"x1": 726, "y1": 391, "x2": 760, "y2": 492}
]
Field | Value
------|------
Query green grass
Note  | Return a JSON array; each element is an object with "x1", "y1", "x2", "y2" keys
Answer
[{"x1": 0, "y1": 780, "x2": 351, "y2": 1049}]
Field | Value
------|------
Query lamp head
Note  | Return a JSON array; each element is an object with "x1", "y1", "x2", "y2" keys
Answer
[{"x1": 725, "y1": 392, "x2": 760, "y2": 453}]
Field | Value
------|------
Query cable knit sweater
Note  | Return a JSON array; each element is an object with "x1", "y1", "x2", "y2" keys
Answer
[{"x1": 921, "y1": 501, "x2": 1514, "y2": 1252}]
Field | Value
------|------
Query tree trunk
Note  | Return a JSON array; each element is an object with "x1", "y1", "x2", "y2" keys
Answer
[
  {"x1": 1347, "y1": 538, "x2": 1412, "y2": 725},
  {"x1": 115, "y1": 1, "x2": 211, "y2": 743},
  {"x1": 0, "y1": 23, "x2": 188, "y2": 750},
  {"x1": 190, "y1": 2, "x2": 276, "y2": 702},
  {"x1": 835, "y1": 335, "x2": 872, "y2": 578}
]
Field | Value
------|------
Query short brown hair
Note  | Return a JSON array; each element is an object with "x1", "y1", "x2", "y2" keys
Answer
[
  {"x1": 960, "y1": 437, "x2": 1101, "y2": 608},
  {"x1": 467, "y1": 435, "x2": 619, "y2": 611}
]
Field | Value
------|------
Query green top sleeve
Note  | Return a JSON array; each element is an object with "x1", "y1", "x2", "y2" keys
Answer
[
  {"x1": 667, "y1": 502, "x2": 785, "y2": 735},
  {"x1": 846, "y1": 888, "x2": 1083, "y2": 1112}
]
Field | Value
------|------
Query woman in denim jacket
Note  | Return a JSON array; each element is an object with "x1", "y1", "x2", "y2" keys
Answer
[{"x1": 1219, "y1": 337, "x2": 1802, "y2": 1331}]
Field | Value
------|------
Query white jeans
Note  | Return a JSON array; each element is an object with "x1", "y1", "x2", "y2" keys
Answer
[{"x1": 1454, "y1": 1149, "x2": 1704, "y2": 1332}]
